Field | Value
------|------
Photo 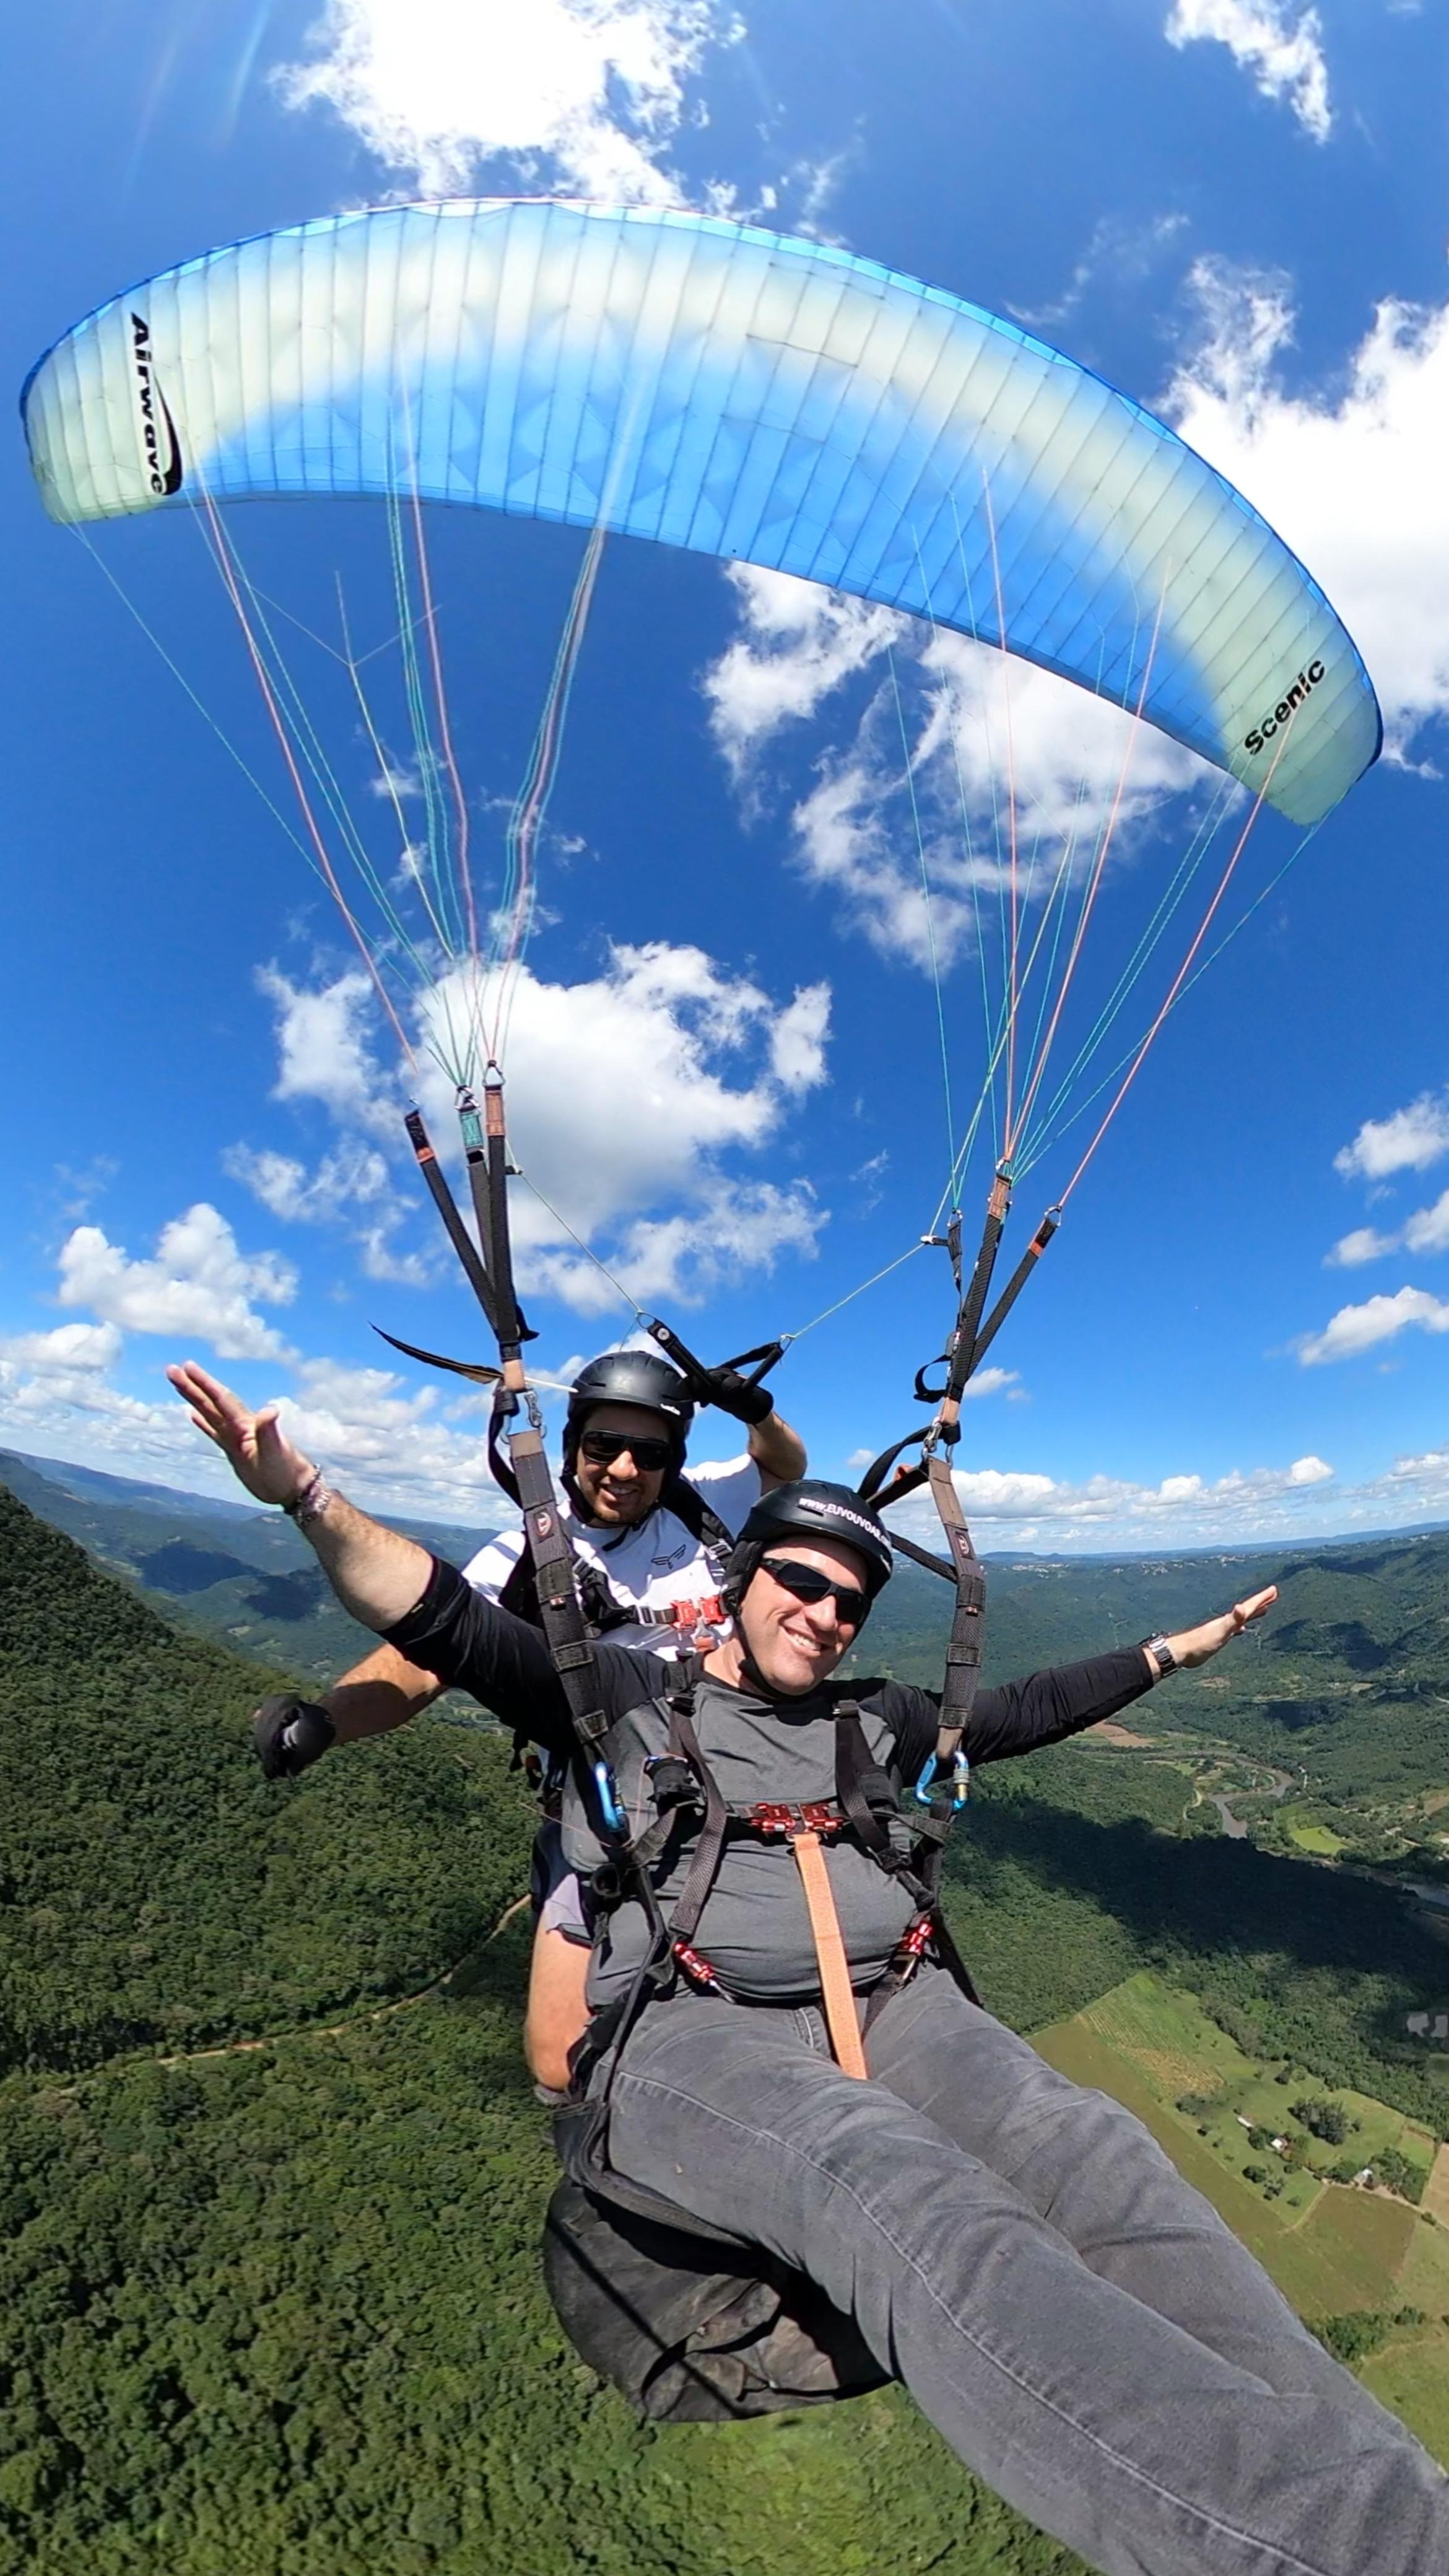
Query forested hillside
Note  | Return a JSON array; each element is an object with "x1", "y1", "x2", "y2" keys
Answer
[
  {"x1": 0, "y1": 1477, "x2": 1087, "y2": 2576},
  {"x1": 7, "y1": 1469, "x2": 1449, "y2": 2574},
  {"x1": 0, "y1": 1447, "x2": 487, "y2": 1685},
  {"x1": 0, "y1": 1483, "x2": 533, "y2": 2073}
]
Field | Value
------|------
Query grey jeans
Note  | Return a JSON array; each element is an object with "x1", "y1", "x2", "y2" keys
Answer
[{"x1": 604, "y1": 1967, "x2": 1449, "y2": 2576}]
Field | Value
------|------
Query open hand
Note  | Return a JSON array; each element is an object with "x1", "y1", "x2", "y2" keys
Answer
[
  {"x1": 1158, "y1": 1585, "x2": 1277, "y2": 1674},
  {"x1": 166, "y1": 1360, "x2": 314, "y2": 1509}
]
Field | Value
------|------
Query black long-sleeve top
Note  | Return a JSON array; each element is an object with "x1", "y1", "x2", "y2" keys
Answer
[{"x1": 388, "y1": 1557, "x2": 1154, "y2": 2002}]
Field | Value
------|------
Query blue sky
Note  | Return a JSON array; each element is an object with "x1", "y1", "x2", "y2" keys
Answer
[{"x1": 4, "y1": 0, "x2": 1449, "y2": 1554}]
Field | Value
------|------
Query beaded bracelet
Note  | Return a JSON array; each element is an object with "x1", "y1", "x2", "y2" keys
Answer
[{"x1": 282, "y1": 1468, "x2": 333, "y2": 1525}]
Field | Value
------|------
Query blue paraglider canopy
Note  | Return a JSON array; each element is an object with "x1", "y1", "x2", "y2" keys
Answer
[{"x1": 23, "y1": 197, "x2": 1378, "y2": 831}]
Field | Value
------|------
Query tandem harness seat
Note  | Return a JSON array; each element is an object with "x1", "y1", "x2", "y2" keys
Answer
[{"x1": 542, "y1": 2176, "x2": 887, "y2": 2422}]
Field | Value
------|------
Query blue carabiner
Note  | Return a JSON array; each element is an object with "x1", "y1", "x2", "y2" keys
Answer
[
  {"x1": 593, "y1": 1759, "x2": 627, "y2": 1836},
  {"x1": 914, "y1": 1749, "x2": 970, "y2": 1811}
]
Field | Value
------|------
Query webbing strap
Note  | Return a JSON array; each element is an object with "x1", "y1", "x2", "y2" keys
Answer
[
  {"x1": 926, "y1": 1452, "x2": 986, "y2": 1762},
  {"x1": 507, "y1": 1421, "x2": 611, "y2": 1752},
  {"x1": 833, "y1": 1705, "x2": 892, "y2": 1856},
  {"x1": 790, "y1": 1830, "x2": 867, "y2": 2079},
  {"x1": 403, "y1": 1110, "x2": 502, "y2": 1339},
  {"x1": 665, "y1": 1694, "x2": 732, "y2": 1946}
]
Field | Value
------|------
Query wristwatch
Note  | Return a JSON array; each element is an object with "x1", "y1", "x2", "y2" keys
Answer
[{"x1": 1142, "y1": 1633, "x2": 1177, "y2": 1679}]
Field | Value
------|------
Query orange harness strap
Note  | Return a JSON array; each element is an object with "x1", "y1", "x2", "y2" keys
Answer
[{"x1": 789, "y1": 1827, "x2": 868, "y2": 2081}]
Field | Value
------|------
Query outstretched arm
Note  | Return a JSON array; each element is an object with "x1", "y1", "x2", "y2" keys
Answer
[
  {"x1": 1141, "y1": 1588, "x2": 1277, "y2": 1678},
  {"x1": 961, "y1": 1584, "x2": 1279, "y2": 1767},
  {"x1": 167, "y1": 1362, "x2": 432, "y2": 1633}
]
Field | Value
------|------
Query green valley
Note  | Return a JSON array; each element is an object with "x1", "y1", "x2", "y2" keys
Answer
[{"x1": 8, "y1": 1464, "x2": 1449, "y2": 2571}]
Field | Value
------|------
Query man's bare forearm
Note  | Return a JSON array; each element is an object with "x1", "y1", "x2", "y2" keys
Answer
[
  {"x1": 749, "y1": 1411, "x2": 807, "y2": 1486},
  {"x1": 323, "y1": 1640, "x2": 443, "y2": 1743},
  {"x1": 298, "y1": 1488, "x2": 435, "y2": 1632}
]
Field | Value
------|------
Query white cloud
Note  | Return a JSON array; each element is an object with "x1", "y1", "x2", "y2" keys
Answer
[
  {"x1": 1406, "y1": 1190, "x2": 1449, "y2": 1256},
  {"x1": 0, "y1": 1362, "x2": 179, "y2": 1461},
  {"x1": 781, "y1": 626, "x2": 1206, "y2": 974},
  {"x1": 1013, "y1": 213, "x2": 1190, "y2": 332},
  {"x1": 702, "y1": 555, "x2": 1214, "y2": 981},
  {"x1": 224, "y1": 1140, "x2": 393, "y2": 1225},
  {"x1": 277, "y1": 0, "x2": 733, "y2": 202},
  {"x1": 1323, "y1": 1103, "x2": 1449, "y2": 1274},
  {"x1": 882, "y1": 1446, "x2": 1341, "y2": 1552},
  {"x1": 1165, "y1": 0, "x2": 1331, "y2": 142},
  {"x1": 0, "y1": 1331, "x2": 515, "y2": 1528},
  {"x1": 1334, "y1": 1092, "x2": 1449, "y2": 1182},
  {"x1": 0, "y1": 1321, "x2": 123, "y2": 1374},
  {"x1": 962, "y1": 1366, "x2": 1019, "y2": 1401},
  {"x1": 768, "y1": 984, "x2": 832, "y2": 1092},
  {"x1": 1289, "y1": 1453, "x2": 1334, "y2": 1484},
  {"x1": 259, "y1": 967, "x2": 398, "y2": 1138},
  {"x1": 1324, "y1": 1189, "x2": 1449, "y2": 1271},
  {"x1": 526, "y1": 1177, "x2": 820, "y2": 1313},
  {"x1": 703, "y1": 567, "x2": 908, "y2": 774},
  {"x1": 1325, "y1": 1226, "x2": 1397, "y2": 1269},
  {"x1": 1166, "y1": 263, "x2": 1449, "y2": 762},
  {"x1": 224, "y1": 1138, "x2": 429, "y2": 1286},
  {"x1": 1295, "y1": 1286, "x2": 1449, "y2": 1365},
  {"x1": 255, "y1": 942, "x2": 831, "y2": 1316},
  {"x1": 56, "y1": 1207, "x2": 299, "y2": 1363}
]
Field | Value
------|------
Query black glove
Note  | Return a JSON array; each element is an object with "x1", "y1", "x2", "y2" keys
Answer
[
  {"x1": 699, "y1": 1364, "x2": 775, "y2": 1427},
  {"x1": 252, "y1": 1695, "x2": 336, "y2": 1781}
]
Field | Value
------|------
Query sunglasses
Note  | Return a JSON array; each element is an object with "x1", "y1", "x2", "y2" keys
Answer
[
  {"x1": 759, "y1": 1557, "x2": 870, "y2": 1625},
  {"x1": 579, "y1": 1430, "x2": 675, "y2": 1473}
]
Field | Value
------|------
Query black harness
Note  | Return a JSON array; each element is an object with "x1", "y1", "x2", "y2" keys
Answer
[
  {"x1": 397, "y1": 1079, "x2": 1049, "y2": 2411},
  {"x1": 550, "y1": 1653, "x2": 981, "y2": 2245}
]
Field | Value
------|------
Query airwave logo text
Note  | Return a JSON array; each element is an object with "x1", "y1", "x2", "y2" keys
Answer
[
  {"x1": 129, "y1": 312, "x2": 183, "y2": 497},
  {"x1": 1244, "y1": 659, "x2": 1325, "y2": 758}
]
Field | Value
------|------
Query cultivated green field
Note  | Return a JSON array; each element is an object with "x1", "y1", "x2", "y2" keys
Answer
[
  {"x1": 1287, "y1": 1819, "x2": 1347, "y2": 1856},
  {"x1": 1034, "y1": 1971, "x2": 1449, "y2": 2455},
  {"x1": 1363, "y1": 2331, "x2": 1449, "y2": 2469}
]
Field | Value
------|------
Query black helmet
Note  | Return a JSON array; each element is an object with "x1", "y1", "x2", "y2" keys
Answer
[
  {"x1": 725, "y1": 1480, "x2": 893, "y2": 1617},
  {"x1": 564, "y1": 1350, "x2": 694, "y2": 1468}
]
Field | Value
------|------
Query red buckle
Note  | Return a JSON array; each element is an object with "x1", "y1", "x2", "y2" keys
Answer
[
  {"x1": 892, "y1": 1916, "x2": 933, "y2": 1976},
  {"x1": 672, "y1": 1937, "x2": 726, "y2": 1992},
  {"x1": 666, "y1": 1593, "x2": 725, "y2": 1631},
  {"x1": 662, "y1": 1592, "x2": 727, "y2": 1647},
  {"x1": 747, "y1": 1800, "x2": 843, "y2": 1838}
]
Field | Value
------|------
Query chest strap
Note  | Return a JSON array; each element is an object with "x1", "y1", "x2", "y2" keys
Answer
[{"x1": 632, "y1": 1593, "x2": 728, "y2": 1644}]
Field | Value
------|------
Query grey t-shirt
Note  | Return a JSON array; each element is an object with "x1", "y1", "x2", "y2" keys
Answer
[
  {"x1": 560, "y1": 1673, "x2": 921, "y2": 2004},
  {"x1": 386, "y1": 1557, "x2": 1154, "y2": 2008}
]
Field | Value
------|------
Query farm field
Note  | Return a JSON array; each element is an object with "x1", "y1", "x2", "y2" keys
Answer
[
  {"x1": 1033, "y1": 1973, "x2": 1449, "y2": 2460},
  {"x1": 1285, "y1": 1817, "x2": 1347, "y2": 1856},
  {"x1": 1056, "y1": 1970, "x2": 1435, "y2": 2195}
]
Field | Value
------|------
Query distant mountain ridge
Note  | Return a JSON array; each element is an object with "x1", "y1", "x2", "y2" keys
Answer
[
  {"x1": 0, "y1": 1446, "x2": 500, "y2": 1682},
  {"x1": 11, "y1": 1443, "x2": 1449, "y2": 1796}
]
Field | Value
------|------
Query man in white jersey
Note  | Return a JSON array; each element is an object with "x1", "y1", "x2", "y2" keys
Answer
[{"x1": 295, "y1": 1346, "x2": 805, "y2": 2090}]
